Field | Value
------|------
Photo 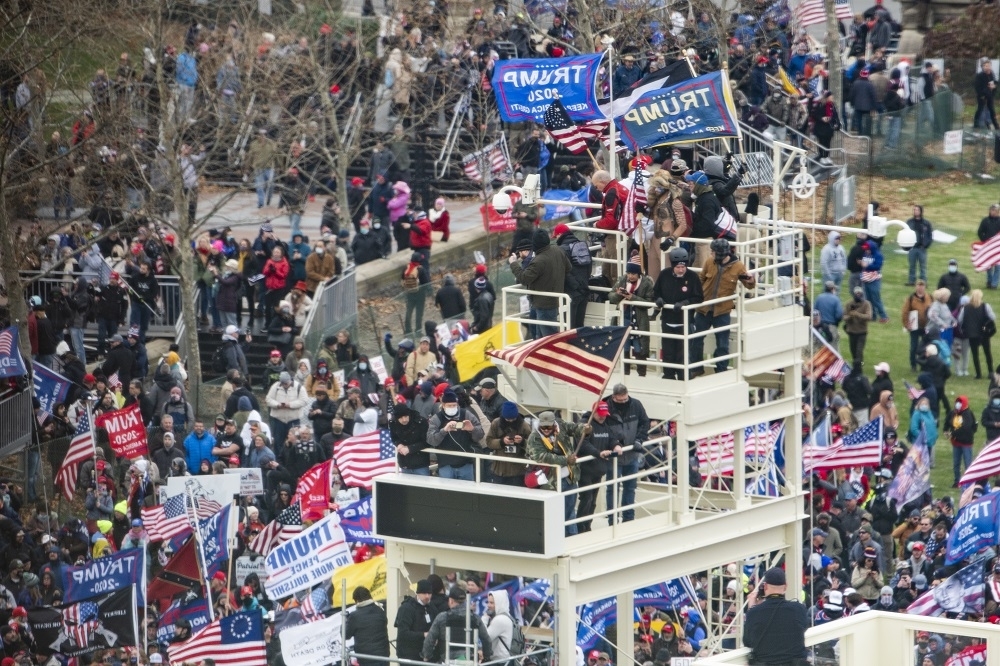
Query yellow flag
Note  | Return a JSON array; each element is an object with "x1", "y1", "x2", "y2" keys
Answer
[
  {"x1": 331, "y1": 555, "x2": 387, "y2": 606},
  {"x1": 452, "y1": 321, "x2": 522, "y2": 382},
  {"x1": 778, "y1": 67, "x2": 800, "y2": 96}
]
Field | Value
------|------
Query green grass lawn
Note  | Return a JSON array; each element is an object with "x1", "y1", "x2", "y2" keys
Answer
[{"x1": 812, "y1": 176, "x2": 1000, "y2": 494}]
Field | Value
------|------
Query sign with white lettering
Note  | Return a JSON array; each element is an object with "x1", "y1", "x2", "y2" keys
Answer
[
  {"x1": 224, "y1": 467, "x2": 265, "y2": 496},
  {"x1": 491, "y1": 54, "x2": 605, "y2": 123},
  {"x1": 61, "y1": 548, "x2": 146, "y2": 606},
  {"x1": 280, "y1": 612, "x2": 351, "y2": 666},
  {"x1": 264, "y1": 513, "x2": 352, "y2": 598},
  {"x1": 235, "y1": 555, "x2": 268, "y2": 586}
]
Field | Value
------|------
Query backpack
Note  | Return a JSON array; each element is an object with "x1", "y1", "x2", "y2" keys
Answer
[
  {"x1": 498, "y1": 613, "x2": 526, "y2": 656},
  {"x1": 212, "y1": 341, "x2": 231, "y2": 374},
  {"x1": 402, "y1": 265, "x2": 420, "y2": 291}
]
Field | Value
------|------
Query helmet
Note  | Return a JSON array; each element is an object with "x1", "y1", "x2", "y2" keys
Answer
[
  {"x1": 668, "y1": 247, "x2": 690, "y2": 264},
  {"x1": 710, "y1": 238, "x2": 730, "y2": 256}
]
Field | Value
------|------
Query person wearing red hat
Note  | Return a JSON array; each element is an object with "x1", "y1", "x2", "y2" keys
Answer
[
  {"x1": 428, "y1": 197, "x2": 450, "y2": 241},
  {"x1": 575, "y1": 401, "x2": 621, "y2": 532},
  {"x1": 94, "y1": 269, "x2": 128, "y2": 359},
  {"x1": 348, "y1": 177, "x2": 367, "y2": 231},
  {"x1": 553, "y1": 224, "x2": 593, "y2": 328},
  {"x1": 406, "y1": 211, "x2": 433, "y2": 271},
  {"x1": 209, "y1": 570, "x2": 237, "y2": 613},
  {"x1": 468, "y1": 265, "x2": 496, "y2": 334},
  {"x1": 848, "y1": 67, "x2": 877, "y2": 136}
]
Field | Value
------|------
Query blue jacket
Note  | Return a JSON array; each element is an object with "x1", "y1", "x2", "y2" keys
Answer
[
  {"x1": 814, "y1": 291, "x2": 843, "y2": 326},
  {"x1": 908, "y1": 407, "x2": 938, "y2": 445},
  {"x1": 683, "y1": 611, "x2": 707, "y2": 651},
  {"x1": 183, "y1": 430, "x2": 216, "y2": 472},
  {"x1": 176, "y1": 52, "x2": 198, "y2": 87}
]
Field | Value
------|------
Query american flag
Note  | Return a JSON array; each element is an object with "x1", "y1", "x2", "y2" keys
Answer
[
  {"x1": 189, "y1": 492, "x2": 223, "y2": 520},
  {"x1": 334, "y1": 429, "x2": 397, "y2": 489},
  {"x1": 249, "y1": 501, "x2": 303, "y2": 556},
  {"x1": 794, "y1": 0, "x2": 853, "y2": 27},
  {"x1": 489, "y1": 326, "x2": 629, "y2": 395},
  {"x1": 142, "y1": 494, "x2": 194, "y2": 542},
  {"x1": 972, "y1": 234, "x2": 1000, "y2": 272},
  {"x1": 960, "y1": 435, "x2": 1000, "y2": 485},
  {"x1": 107, "y1": 372, "x2": 121, "y2": 390},
  {"x1": 298, "y1": 586, "x2": 327, "y2": 623},
  {"x1": 802, "y1": 416, "x2": 884, "y2": 471},
  {"x1": 806, "y1": 329, "x2": 849, "y2": 384},
  {"x1": 696, "y1": 422, "x2": 784, "y2": 474},
  {"x1": 887, "y1": 429, "x2": 931, "y2": 506},
  {"x1": 462, "y1": 139, "x2": 510, "y2": 183},
  {"x1": 543, "y1": 99, "x2": 607, "y2": 154},
  {"x1": 63, "y1": 600, "x2": 101, "y2": 647},
  {"x1": 56, "y1": 412, "x2": 96, "y2": 500},
  {"x1": 620, "y1": 169, "x2": 646, "y2": 236},
  {"x1": 168, "y1": 612, "x2": 267, "y2": 666},
  {"x1": 906, "y1": 562, "x2": 984, "y2": 616}
]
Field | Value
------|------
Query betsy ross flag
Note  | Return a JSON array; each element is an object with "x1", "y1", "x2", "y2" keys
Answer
[
  {"x1": 141, "y1": 494, "x2": 194, "y2": 542},
  {"x1": 334, "y1": 429, "x2": 397, "y2": 489},
  {"x1": 971, "y1": 234, "x2": 1000, "y2": 272},
  {"x1": 168, "y1": 612, "x2": 267, "y2": 666},
  {"x1": 543, "y1": 99, "x2": 608, "y2": 154},
  {"x1": 696, "y1": 422, "x2": 784, "y2": 474},
  {"x1": 960, "y1": 435, "x2": 1000, "y2": 485},
  {"x1": 906, "y1": 562, "x2": 984, "y2": 616},
  {"x1": 249, "y1": 501, "x2": 303, "y2": 556},
  {"x1": 887, "y1": 429, "x2": 931, "y2": 507},
  {"x1": 803, "y1": 416, "x2": 883, "y2": 471},
  {"x1": 794, "y1": 0, "x2": 852, "y2": 27},
  {"x1": 56, "y1": 411, "x2": 96, "y2": 500},
  {"x1": 489, "y1": 326, "x2": 629, "y2": 394}
]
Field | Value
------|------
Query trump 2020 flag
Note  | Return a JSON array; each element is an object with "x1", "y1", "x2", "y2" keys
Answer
[
  {"x1": 0, "y1": 327, "x2": 26, "y2": 378},
  {"x1": 198, "y1": 504, "x2": 234, "y2": 578},
  {"x1": 906, "y1": 562, "x2": 985, "y2": 616},
  {"x1": 615, "y1": 71, "x2": 740, "y2": 151},
  {"x1": 945, "y1": 491, "x2": 1000, "y2": 565},
  {"x1": 338, "y1": 497, "x2": 383, "y2": 546}
]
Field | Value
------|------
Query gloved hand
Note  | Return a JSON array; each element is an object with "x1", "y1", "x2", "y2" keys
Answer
[
  {"x1": 673, "y1": 302, "x2": 684, "y2": 310},
  {"x1": 738, "y1": 162, "x2": 748, "y2": 175},
  {"x1": 725, "y1": 151, "x2": 735, "y2": 161},
  {"x1": 660, "y1": 237, "x2": 674, "y2": 251},
  {"x1": 655, "y1": 298, "x2": 664, "y2": 309},
  {"x1": 384, "y1": 332, "x2": 392, "y2": 343}
]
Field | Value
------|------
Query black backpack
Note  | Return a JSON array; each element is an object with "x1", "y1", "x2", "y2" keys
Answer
[{"x1": 212, "y1": 342, "x2": 230, "y2": 374}]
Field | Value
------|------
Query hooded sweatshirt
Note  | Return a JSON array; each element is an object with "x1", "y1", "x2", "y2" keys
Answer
[
  {"x1": 239, "y1": 410, "x2": 273, "y2": 455},
  {"x1": 947, "y1": 396, "x2": 977, "y2": 446},
  {"x1": 482, "y1": 589, "x2": 515, "y2": 659},
  {"x1": 869, "y1": 390, "x2": 899, "y2": 429}
]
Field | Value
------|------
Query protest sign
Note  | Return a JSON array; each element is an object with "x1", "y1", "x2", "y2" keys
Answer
[
  {"x1": 280, "y1": 613, "x2": 351, "y2": 666},
  {"x1": 166, "y1": 475, "x2": 241, "y2": 516},
  {"x1": 265, "y1": 513, "x2": 352, "y2": 598},
  {"x1": 225, "y1": 467, "x2": 265, "y2": 496},
  {"x1": 368, "y1": 356, "x2": 389, "y2": 384}
]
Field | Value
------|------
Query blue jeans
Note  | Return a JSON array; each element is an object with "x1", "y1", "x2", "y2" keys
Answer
[
  {"x1": 562, "y1": 481, "x2": 579, "y2": 536},
  {"x1": 953, "y1": 444, "x2": 973, "y2": 485},
  {"x1": 401, "y1": 466, "x2": 430, "y2": 476},
  {"x1": 886, "y1": 115, "x2": 902, "y2": 149},
  {"x1": 130, "y1": 303, "x2": 151, "y2": 342},
  {"x1": 289, "y1": 212, "x2": 303, "y2": 239},
  {"x1": 219, "y1": 310, "x2": 237, "y2": 328},
  {"x1": 535, "y1": 307, "x2": 559, "y2": 338},
  {"x1": 69, "y1": 327, "x2": 86, "y2": 365},
  {"x1": 606, "y1": 459, "x2": 639, "y2": 523},
  {"x1": 863, "y1": 280, "x2": 888, "y2": 320},
  {"x1": 96, "y1": 318, "x2": 119, "y2": 355},
  {"x1": 438, "y1": 464, "x2": 474, "y2": 480},
  {"x1": 692, "y1": 312, "x2": 732, "y2": 373},
  {"x1": 269, "y1": 418, "x2": 299, "y2": 449},
  {"x1": 254, "y1": 169, "x2": 274, "y2": 207},
  {"x1": 908, "y1": 248, "x2": 927, "y2": 283},
  {"x1": 988, "y1": 266, "x2": 1000, "y2": 289}
]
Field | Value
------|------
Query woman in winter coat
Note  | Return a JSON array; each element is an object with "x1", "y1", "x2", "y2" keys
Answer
[
  {"x1": 428, "y1": 197, "x2": 450, "y2": 241},
  {"x1": 927, "y1": 288, "x2": 956, "y2": 340},
  {"x1": 958, "y1": 288, "x2": 996, "y2": 379},
  {"x1": 482, "y1": 589, "x2": 515, "y2": 661},
  {"x1": 215, "y1": 258, "x2": 243, "y2": 329},
  {"x1": 237, "y1": 239, "x2": 260, "y2": 328}
]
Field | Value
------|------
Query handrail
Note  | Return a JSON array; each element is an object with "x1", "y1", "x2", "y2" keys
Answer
[
  {"x1": 434, "y1": 91, "x2": 472, "y2": 179},
  {"x1": 500, "y1": 286, "x2": 572, "y2": 346}
]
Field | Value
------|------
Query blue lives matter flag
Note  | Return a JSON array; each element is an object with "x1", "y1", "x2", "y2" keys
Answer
[
  {"x1": 615, "y1": 71, "x2": 740, "y2": 151},
  {"x1": 945, "y1": 491, "x2": 1000, "y2": 565},
  {"x1": 0, "y1": 328, "x2": 26, "y2": 378},
  {"x1": 198, "y1": 504, "x2": 233, "y2": 578},
  {"x1": 907, "y1": 562, "x2": 985, "y2": 616}
]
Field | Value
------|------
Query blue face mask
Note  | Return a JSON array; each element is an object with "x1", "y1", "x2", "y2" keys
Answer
[
  {"x1": 918, "y1": 404, "x2": 930, "y2": 412},
  {"x1": 993, "y1": 399, "x2": 1000, "y2": 407}
]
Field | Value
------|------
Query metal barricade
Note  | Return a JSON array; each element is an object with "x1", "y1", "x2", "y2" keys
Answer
[
  {"x1": 301, "y1": 269, "x2": 358, "y2": 350},
  {"x1": 0, "y1": 391, "x2": 33, "y2": 459}
]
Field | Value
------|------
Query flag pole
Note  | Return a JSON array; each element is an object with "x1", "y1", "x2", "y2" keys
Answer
[
  {"x1": 604, "y1": 39, "x2": 617, "y2": 180},
  {"x1": 227, "y1": 493, "x2": 239, "y2": 613},
  {"x1": 186, "y1": 485, "x2": 215, "y2": 622},
  {"x1": 573, "y1": 327, "x2": 632, "y2": 454}
]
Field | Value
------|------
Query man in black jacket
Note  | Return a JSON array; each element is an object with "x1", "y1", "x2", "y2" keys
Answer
[
  {"x1": 743, "y1": 568, "x2": 808, "y2": 665},
  {"x1": 101, "y1": 334, "x2": 135, "y2": 390},
  {"x1": 974, "y1": 58, "x2": 998, "y2": 130},
  {"x1": 553, "y1": 223, "x2": 593, "y2": 329},
  {"x1": 224, "y1": 375, "x2": 260, "y2": 418},
  {"x1": 93, "y1": 274, "x2": 128, "y2": 358},
  {"x1": 605, "y1": 384, "x2": 650, "y2": 524},
  {"x1": 848, "y1": 69, "x2": 877, "y2": 136},
  {"x1": 345, "y1": 586, "x2": 390, "y2": 666},
  {"x1": 905, "y1": 206, "x2": 933, "y2": 285},
  {"x1": 390, "y1": 404, "x2": 430, "y2": 474},
  {"x1": 307, "y1": 384, "x2": 338, "y2": 441},
  {"x1": 395, "y1": 580, "x2": 434, "y2": 661},
  {"x1": 653, "y1": 247, "x2": 703, "y2": 379},
  {"x1": 576, "y1": 401, "x2": 623, "y2": 532}
]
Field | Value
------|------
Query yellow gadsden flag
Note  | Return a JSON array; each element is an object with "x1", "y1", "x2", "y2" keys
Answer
[
  {"x1": 452, "y1": 321, "x2": 522, "y2": 382},
  {"x1": 332, "y1": 555, "x2": 387, "y2": 606}
]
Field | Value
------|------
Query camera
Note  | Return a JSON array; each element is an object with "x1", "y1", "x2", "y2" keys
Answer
[{"x1": 504, "y1": 445, "x2": 516, "y2": 454}]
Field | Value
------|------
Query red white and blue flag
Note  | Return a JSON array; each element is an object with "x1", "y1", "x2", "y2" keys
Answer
[
  {"x1": 168, "y1": 612, "x2": 267, "y2": 666},
  {"x1": 907, "y1": 562, "x2": 984, "y2": 616},
  {"x1": 803, "y1": 417, "x2": 884, "y2": 471},
  {"x1": 249, "y1": 501, "x2": 303, "y2": 556},
  {"x1": 697, "y1": 422, "x2": 784, "y2": 475},
  {"x1": 972, "y1": 234, "x2": 1000, "y2": 272},
  {"x1": 62, "y1": 600, "x2": 101, "y2": 647},
  {"x1": 142, "y1": 494, "x2": 194, "y2": 542},
  {"x1": 56, "y1": 412, "x2": 96, "y2": 500},
  {"x1": 334, "y1": 429, "x2": 398, "y2": 489},
  {"x1": 960, "y1": 435, "x2": 1000, "y2": 485}
]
